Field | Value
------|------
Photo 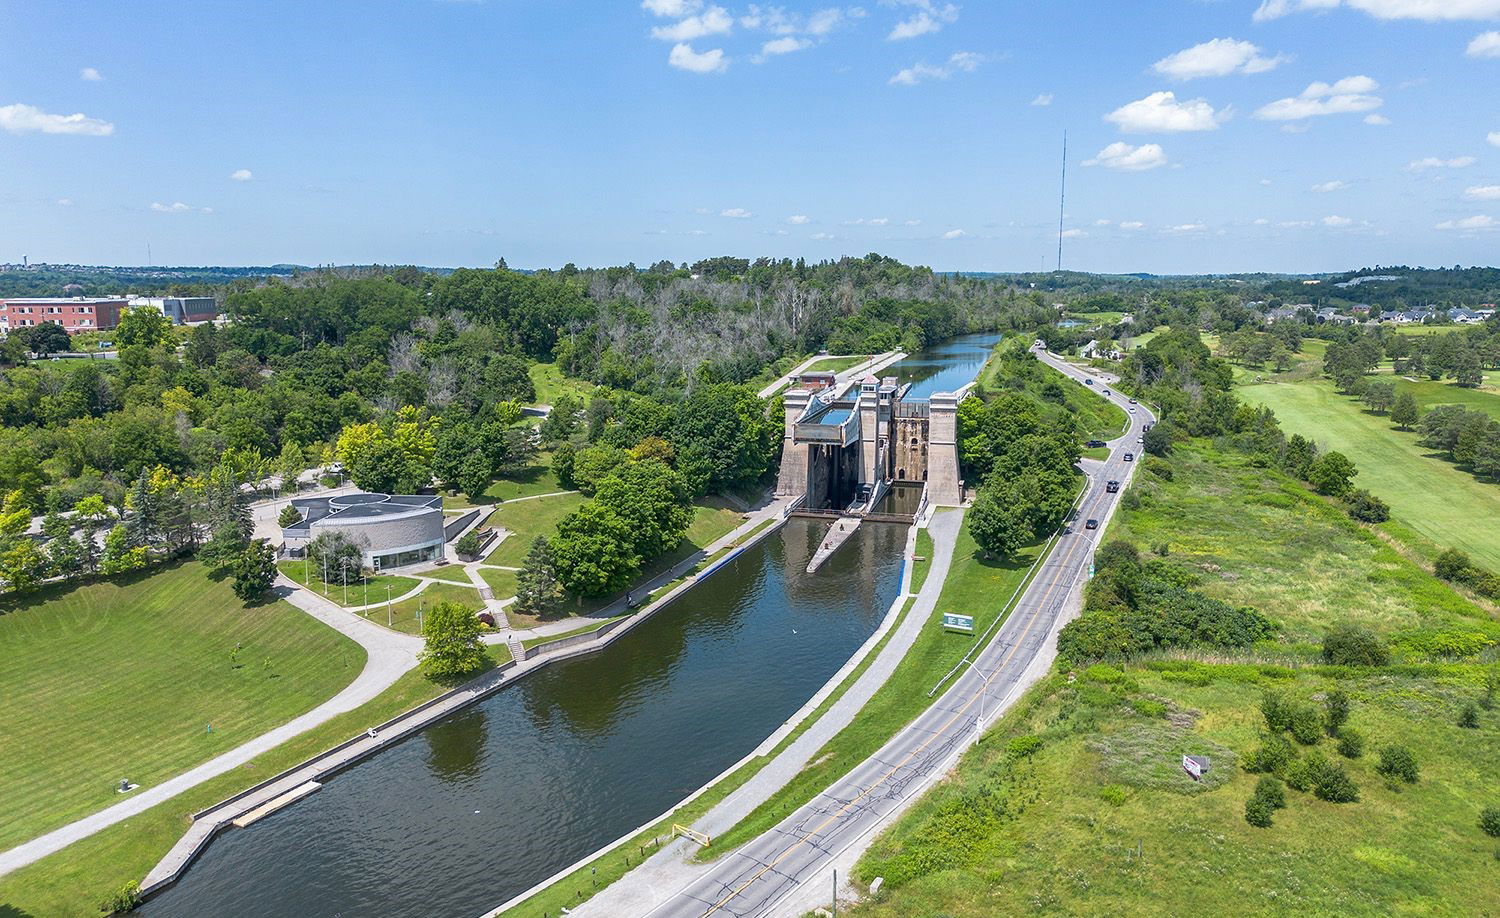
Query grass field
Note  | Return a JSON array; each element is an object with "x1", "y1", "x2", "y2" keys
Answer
[
  {"x1": 275, "y1": 560, "x2": 420, "y2": 607},
  {"x1": 852, "y1": 662, "x2": 1500, "y2": 917},
  {"x1": 1110, "y1": 442, "x2": 1497, "y2": 648},
  {"x1": 528, "y1": 360, "x2": 594, "y2": 407},
  {"x1": 0, "y1": 561, "x2": 364, "y2": 852},
  {"x1": 418, "y1": 564, "x2": 478, "y2": 584},
  {"x1": 1239, "y1": 376, "x2": 1500, "y2": 570},
  {"x1": 359, "y1": 580, "x2": 486, "y2": 635},
  {"x1": 0, "y1": 646, "x2": 508, "y2": 917},
  {"x1": 483, "y1": 492, "x2": 589, "y2": 567},
  {"x1": 479, "y1": 567, "x2": 519, "y2": 599}
]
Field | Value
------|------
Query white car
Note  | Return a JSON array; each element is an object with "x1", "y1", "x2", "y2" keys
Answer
[{"x1": 1128, "y1": 407, "x2": 1136, "y2": 413}]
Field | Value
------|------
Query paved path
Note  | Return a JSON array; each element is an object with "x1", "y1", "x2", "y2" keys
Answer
[
  {"x1": 756, "y1": 351, "x2": 904, "y2": 399},
  {"x1": 623, "y1": 348, "x2": 1152, "y2": 918},
  {"x1": 556, "y1": 508, "x2": 962, "y2": 918},
  {"x1": 0, "y1": 584, "x2": 420, "y2": 880}
]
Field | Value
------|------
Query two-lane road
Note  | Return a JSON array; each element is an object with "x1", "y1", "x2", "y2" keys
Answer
[{"x1": 642, "y1": 348, "x2": 1154, "y2": 918}]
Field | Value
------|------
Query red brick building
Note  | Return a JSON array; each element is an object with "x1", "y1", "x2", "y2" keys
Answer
[{"x1": 0, "y1": 297, "x2": 128, "y2": 335}]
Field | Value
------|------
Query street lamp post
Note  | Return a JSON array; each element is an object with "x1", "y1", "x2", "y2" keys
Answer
[{"x1": 961, "y1": 658, "x2": 995, "y2": 739}]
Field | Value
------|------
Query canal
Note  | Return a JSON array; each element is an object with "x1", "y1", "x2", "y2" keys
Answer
[{"x1": 140, "y1": 333, "x2": 999, "y2": 918}]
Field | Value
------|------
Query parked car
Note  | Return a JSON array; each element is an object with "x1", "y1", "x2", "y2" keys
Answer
[
  {"x1": 1124, "y1": 452, "x2": 1134, "y2": 461},
  {"x1": 1085, "y1": 518, "x2": 1099, "y2": 530},
  {"x1": 1086, "y1": 439, "x2": 1106, "y2": 448},
  {"x1": 1106, "y1": 480, "x2": 1120, "y2": 493}
]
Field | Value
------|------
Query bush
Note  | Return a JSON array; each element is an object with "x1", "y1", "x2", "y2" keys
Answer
[
  {"x1": 1313, "y1": 761, "x2": 1361, "y2": 803},
  {"x1": 1289, "y1": 703, "x2": 1323, "y2": 745},
  {"x1": 1376, "y1": 745, "x2": 1419, "y2": 783},
  {"x1": 1458, "y1": 703, "x2": 1480, "y2": 729},
  {"x1": 1322, "y1": 622, "x2": 1390, "y2": 666},
  {"x1": 454, "y1": 531, "x2": 481, "y2": 557},
  {"x1": 1283, "y1": 755, "x2": 1316, "y2": 792},
  {"x1": 1261, "y1": 692, "x2": 1292, "y2": 732},
  {"x1": 1243, "y1": 733, "x2": 1294, "y2": 774},
  {"x1": 100, "y1": 881, "x2": 142, "y2": 914},
  {"x1": 1336, "y1": 728, "x2": 1365, "y2": 758},
  {"x1": 1480, "y1": 806, "x2": 1500, "y2": 838},
  {"x1": 1244, "y1": 795, "x2": 1274, "y2": 828},
  {"x1": 1434, "y1": 547, "x2": 1474, "y2": 583},
  {"x1": 1254, "y1": 775, "x2": 1286, "y2": 809},
  {"x1": 1324, "y1": 689, "x2": 1351, "y2": 736},
  {"x1": 1143, "y1": 457, "x2": 1173, "y2": 480},
  {"x1": 1344, "y1": 489, "x2": 1390, "y2": 523},
  {"x1": 1099, "y1": 784, "x2": 1127, "y2": 807},
  {"x1": 1006, "y1": 735, "x2": 1044, "y2": 760}
]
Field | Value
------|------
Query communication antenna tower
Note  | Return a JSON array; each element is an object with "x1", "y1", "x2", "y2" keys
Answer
[{"x1": 1056, "y1": 131, "x2": 1068, "y2": 273}]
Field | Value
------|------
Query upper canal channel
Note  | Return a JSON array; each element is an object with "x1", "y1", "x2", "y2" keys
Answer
[{"x1": 140, "y1": 333, "x2": 999, "y2": 918}]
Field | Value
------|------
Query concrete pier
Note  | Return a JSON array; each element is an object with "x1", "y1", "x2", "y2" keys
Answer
[{"x1": 805, "y1": 517, "x2": 861, "y2": 573}]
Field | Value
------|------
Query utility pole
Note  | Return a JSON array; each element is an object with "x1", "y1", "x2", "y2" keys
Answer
[
  {"x1": 1056, "y1": 130, "x2": 1068, "y2": 273},
  {"x1": 832, "y1": 868, "x2": 837, "y2": 918}
]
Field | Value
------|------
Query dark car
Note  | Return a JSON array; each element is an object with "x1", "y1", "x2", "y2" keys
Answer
[
  {"x1": 1123, "y1": 452, "x2": 1134, "y2": 462},
  {"x1": 1105, "y1": 480, "x2": 1120, "y2": 493},
  {"x1": 1085, "y1": 518, "x2": 1099, "y2": 530},
  {"x1": 1128, "y1": 398, "x2": 1137, "y2": 404},
  {"x1": 1085, "y1": 439, "x2": 1106, "y2": 448}
]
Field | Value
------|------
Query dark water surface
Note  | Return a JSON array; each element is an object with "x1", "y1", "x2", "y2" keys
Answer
[
  {"x1": 885, "y1": 332, "x2": 1001, "y2": 400},
  {"x1": 141, "y1": 520, "x2": 905, "y2": 918}
]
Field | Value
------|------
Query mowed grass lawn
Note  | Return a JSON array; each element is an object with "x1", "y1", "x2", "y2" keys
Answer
[
  {"x1": 367, "y1": 580, "x2": 486, "y2": 635},
  {"x1": 483, "y1": 492, "x2": 588, "y2": 567},
  {"x1": 1239, "y1": 376, "x2": 1500, "y2": 570},
  {"x1": 1111, "y1": 443, "x2": 1494, "y2": 646},
  {"x1": 276, "y1": 560, "x2": 420, "y2": 607},
  {"x1": 853, "y1": 664, "x2": 1500, "y2": 918},
  {"x1": 0, "y1": 561, "x2": 364, "y2": 850}
]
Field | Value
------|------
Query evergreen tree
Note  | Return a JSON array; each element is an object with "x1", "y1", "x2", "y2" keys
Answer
[
  {"x1": 125, "y1": 472, "x2": 160, "y2": 552},
  {"x1": 514, "y1": 536, "x2": 561, "y2": 618},
  {"x1": 1390, "y1": 391, "x2": 1419, "y2": 430},
  {"x1": 231, "y1": 539, "x2": 278, "y2": 601}
]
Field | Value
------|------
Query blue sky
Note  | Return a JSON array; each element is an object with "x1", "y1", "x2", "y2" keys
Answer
[{"x1": 3, "y1": 0, "x2": 1500, "y2": 274}]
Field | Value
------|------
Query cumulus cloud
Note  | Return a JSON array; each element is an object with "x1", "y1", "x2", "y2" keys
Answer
[
  {"x1": 669, "y1": 42, "x2": 728, "y2": 73},
  {"x1": 651, "y1": 5, "x2": 732, "y2": 41},
  {"x1": 0, "y1": 103, "x2": 114, "y2": 136},
  {"x1": 889, "y1": 50, "x2": 983, "y2": 85},
  {"x1": 1469, "y1": 31, "x2": 1500, "y2": 56},
  {"x1": 1407, "y1": 155, "x2": 1477, "y2": 170},
  {"x1": 643, "y1": 0, "x2": 702, "y2": 16},
  {"x1": 1491, "y1": 131, "x2": 1500, "y2": 147},
  {"x1": 230, "y1": 168, "x2": 253, "y2": 181},
  {"x1": 1322, "y1": 214, "x2": 1354, "y2": 226},
  {"x1": 810, "y1": 231, "x2": 837, "y2": 240},
  {"x1": 758, "y1": 36, "x2": 812, "y2": 57},
  {"x1": 1364, "y1": 113, "x2": 1391, "y2": 125},
  {"x1": 1163, "y1": 223, "x2": 1208, "y2": 234},
  {"x1": 887, "y1": 1, "x2": 960, "y2": 40},
  {"x1": 1105, "y1": 91, "x2": 1226, "y2": 132},
  {"x1": 1312, "y1": 180, "x2": 1349, "y2": 192},
  {"x1": 1083, "y1": 141, "x2": 1170, "y2": 171},
  {"x1": 1435, "y1": 214, "x2": 1498, "y2": 230},
  {"x1": 56, "y1": 198, "x2": 73, "y2": 206},
  {"x1": 904, "y1": 218, "x2": 923, "y2": 225},
  {"x1": 1120, "y1": 220, "x2": 1146, "y2": 229},
  {"x1": 1152, "y1": 38, "x2": 1289, "y2": 80},
  {"x1": 1255, "y1": 0, "x2": 1500, "y2": 22},
  {"x1": 787, "y1": 214, "x2": 812, "y2": 224},
  {"x1": 1030, "y1": 92, "x2": 1054, "y2": 106},
  {"x1": 720, "y1": 207, "x2": 753, "y2": 218},
  {"x1": 80, "y1": 67, "x2": 102, "y2": 81},
  {"x1": 942, "y1": 228, "x2": 966, "y2": 239},
  {"x1": 1060, "y1": 228, "x2": 1087, "y2": 239},
  {"x1": 151, "y1": 201, "x2": 212, "y2": 214},
  {"x1": 1465, "y1": 184, "x2": 1500, "y2": 200},
  {"x1": 1254, "y1": 75, "x2": 1382, "y2": 121}
]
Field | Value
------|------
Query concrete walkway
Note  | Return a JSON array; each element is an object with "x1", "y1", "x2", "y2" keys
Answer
[
  {"x1": 757, "y1": 351, "x2": 905, "y2": 399},
  {"x1": 533, "y1": 508, "x2": 963, "y2": 918},
  {"x1": 0, "y1": 584, "x2": 421, "y2": 880}
]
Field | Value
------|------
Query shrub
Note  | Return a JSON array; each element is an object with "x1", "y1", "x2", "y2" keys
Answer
[
  {"x1": 1313, "y1": 761, "x2": 1361, "y2": 803},
  {"x1": 1324, "y1": 689, "x2": 1351, "y2": 736},
  {"x1": 1322, "y1": 623, "x2": 1390, "y2": 666},
  {"x1": 1131, "y1": 698, "x2": 1167, "y2": 718},
  {"x1": 1006, "y1": 735, "x2": 1044, "y2": 760},
  {"x1": 1099, "y1": 784, "x2": 1127, "y2": 807},
  {"x1": 1254, "y1": 775, "x2": 1286, "y2": 810},
  {"x1": 1243, "y1": 733, "x2": 1295, "y2": 774},
  {"x1": 1344, "y1": 489, "x2": 1390, "y2": 523},
  {"x1": 1143, "y1": 457, "x2": 1173, "y2": 480},
  {"x1": 1458, "y1": 703, "x2": 1480, "y2": 729},
  {"x1": 100, "y1": 881, "x2": 142, "y2": 914},
  {"x1": 1283, "y1": 755, "x2": 1316, "y2": 792},
  {"x1": 1336, "y1": 728, "x2": 1365, "y2": 758},
  {"x1": 1434, "y1": 547, "x2": 1474, "y2": 583},
  {"x1": 1245, "y1": 795, "x2": 1274, "y2": 828},
  {"x1": 1289, "y1": 704, "x2": 1323, "y2": 745},
  {"x1": 1376, "y1": 745, "x2": 1419, "y2": 783},
  {"x1": 1480, "y1": 806, "x2": 1500, "y2": 839},
  {"x1": 454, "y1": 531, "x2": 481, "y2": 557},
  {"x1": 1261, "y1": 692, "x2": 1292, "y2": 732}
]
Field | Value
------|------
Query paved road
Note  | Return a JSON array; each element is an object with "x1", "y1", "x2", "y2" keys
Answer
[{"x1": 640, "y1": 347, "x2": 1153, "y2": 918}]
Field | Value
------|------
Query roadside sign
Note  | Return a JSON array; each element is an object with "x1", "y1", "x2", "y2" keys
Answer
[
  {"x1": 1182, "y1": 754, "x2": 1211, "y2": 781},
  {"x1": 942, "y1": 613, "x2": 974, "y2": 634}
]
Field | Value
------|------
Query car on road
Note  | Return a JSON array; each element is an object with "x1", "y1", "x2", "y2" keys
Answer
[
  {"x1": 1129, "y1": 398, "x2": 1137, "y2": 404},
  {"x1": 1085, "y1": 439, "x2": 1106, "y2": 448},
  {"x1": 1105, "y1": 480, "x2": 1120, "y2": 493},
  {"x1": 1128, "y1": 407, "x2": 1136, "y2": 413},
  {"x1": 1085, "y1": 378, "x2": 1094, "y2": 386},
  {"x1": 1102, "y1": 388, "x2": 1111, "y2": 395},
  {"x1": 1124, "y1": 452, "x2": 1134, "y2": 461},
  {"x1": 1138, "y1": 436, "x2": 1145, "y2": 443},
  {"x1": 1085, "y1": 518, "x2": 1099, "y2": 530}
]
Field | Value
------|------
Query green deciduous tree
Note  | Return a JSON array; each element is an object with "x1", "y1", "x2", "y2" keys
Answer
[
  {"x1": 1307, "y1": 450, "x2": 1358, "y2": 497},
  {"x1": 1390, "y1": 391, "x2": 1419, "y2": 430},
  {"x1": 551, "y1": 502, "x2": 641, "y2": 597},
  {"x1": 419, "y1": 600, "x2": 488, "y2": 678},
  {"x1": 231, "y1": 539, "x2": 278, "y2": 601}
]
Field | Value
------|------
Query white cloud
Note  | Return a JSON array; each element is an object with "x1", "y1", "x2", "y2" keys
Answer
[
  {"x1": 1253, "y1": 218, "x2": 1271, "y2": 225},
  {"x1": 1105, "y1": 91, "x2": 1225, "y2": 133},
  {"x1": 1469, "y1": 30, "x2": 1500, "y2": 56},
  {"x1": 1083, "y1": 141, "x2": 1170, "y2": 171},
  {"x1": 151, "y1": 201, "x2": 212, "y2": 214},
  {"x1": 1465, "y1": 184, "x2": 1500, "y2": 200},
  {"x1": 1060, "y1": 228, "x2": 1087, "y2": 238},
  {"x1": 889, "y1": 50, "x2": 983, "y2": 86},
  {"x1": 787, "y1": 214, "x2": 812, "y2": 224},
  {"x1": 1491, "y1": 131, "x2": 1500, "y2": 147},
  {"x1": 810, "y1": 231, "x2": 836, "y2": 240},
  {"x1": 1163, "y1": 223, "x2": 1208, "y2": 234},
  {"x1": 1364, "y1": 113, "x2": 1391, "y2": 125},
  {"x1": 1030, "y1": 93, "x2": 1053, "y2": 106},
  {"x1": 643, "y1": 0, "x2": 702, "y2": 16},
  {"x1": 1254, "y1": 76, "x2": 1382, "y2": 121},
  {"x1": 759, "y1": 36, "x2": 812, "y2": 57},
  {"x1": 720, "y1": 207, "x2": 753, "y2": 218},
  {"x1": 1322, "y1": 214, "x2": 1354, "y2": 226},
  {"x1": 1407, "y1": 155, "x2": 1477, "y2": 170},
  {"x1": 1152, "y1": 38, "x2": 1288, "y2": 80},
  {"x1": 651, "y1": 6, "x2": 733, "y2": 41},
  {"x1": 1094, "y1": 218, "x2": 1112, "y2": 226},
  {"x1": 1260, "y1": 178, "x2": 1274, "y2": 186},
  {"x1": 669, "y1": 42, "x2": 728, "y2": 73},
  {"x1": 904, "y1": 218, "x2": 923, "y2": 225},
  {"x1": 887, "y1": 2, "x2": 960, "y2": 40},
  {"x1": 1255, "y1": 0, "x2": 1500, "y2": 21},
  {"x1": 685, "y1": 229, "x2": 710, "y2": 236},
  {"x1": 0, "y1": 103, "x2": 114, "y2": 136},
  {"x1": 1435, "y1": 214, "x2": 1498, "y2": 230},
  {"x1": 1281, "y1": 219, "x2": 1317, "y2": 227},
  {"x1": 1120, "y1": 220, "x2": 1146, "y2": 229},
  {"x1": 55, "y1": 197, "x2": 73, "y2": 206},
  {"x1": 942, "y1": 228, "x2": 966, "y2": 239},
  {"x1": 230, "y1": 168, "x2": 253, "y2": 182},
  {"x1": 80, "y1": 67, "x2": 102, "y2": 82},
  {"x1": 1312, "y1": 179, "x2": 1349, "y2": 192}
]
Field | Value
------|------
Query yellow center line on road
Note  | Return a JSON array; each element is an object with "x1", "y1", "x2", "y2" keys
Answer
[{"x1": 699, "y1": 534, "x2": 1084, "y2": 917}]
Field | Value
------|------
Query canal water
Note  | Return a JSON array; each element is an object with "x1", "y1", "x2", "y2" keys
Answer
[{"x1": 140, "y1": 332, "x2": 999, "y2": 918}]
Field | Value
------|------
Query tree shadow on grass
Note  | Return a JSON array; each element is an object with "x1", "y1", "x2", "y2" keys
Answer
[
  {"x1": 0, "y1": 905, "x2": 38, "y2": 918},
  {"x1": 0, "y1": 556, "x2": 192, "y2": 619}
]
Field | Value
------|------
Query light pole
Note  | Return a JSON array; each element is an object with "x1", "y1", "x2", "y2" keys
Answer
[{"x1": 961, "y1": 658, "x2": 996, "y2": 738}]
